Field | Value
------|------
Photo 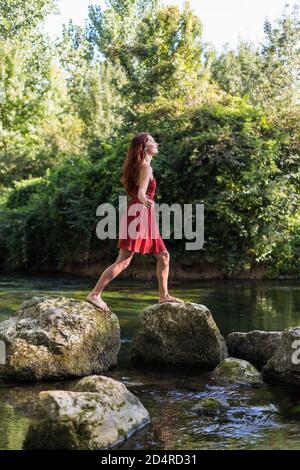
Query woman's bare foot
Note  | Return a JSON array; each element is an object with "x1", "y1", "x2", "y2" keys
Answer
[
  {"x1": 159, "y1": 294, "x2": 185, "y2": 304},
  {"x1": 86, "y1": 292, "x2": 110, "y2": 312}
]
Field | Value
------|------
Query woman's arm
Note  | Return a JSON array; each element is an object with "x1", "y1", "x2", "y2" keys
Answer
[{"x1": 137, "y1": 165, "x2": 154, "y2": 209}]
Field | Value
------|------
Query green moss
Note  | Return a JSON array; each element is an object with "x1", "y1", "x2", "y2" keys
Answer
[
  {"x1": 214, "y1": 358, "x2": 262, "y2": 385},
  {"x1": 192, "y1": 397, "x2": 228, "y2": 416}
]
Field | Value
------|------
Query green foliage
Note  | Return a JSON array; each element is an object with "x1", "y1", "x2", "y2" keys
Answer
[
  {"x1": 0, "y1": 0, "x2": 299, "y2": 278},
  {"x1": 0, "y1": 0, "x2": 58, "y2": 39},
  {"x1": 211, "y1": 4, "x2": 300, "y2": 113},
  {"x1": 121, "y1": 94, "x2": 300, "y2": 276},
  {"x1": 88, "y1": 0, "x2": 205, "y2": 115},
  {"x1": 0, "y1": 144, "x2": 129, "y2": 269},
  {"x1": 55, "y1": 20, "x2": 124, "y2": 141},
  {"x1": 0, "y1": 6, "x2": 86, "y2": 187}
]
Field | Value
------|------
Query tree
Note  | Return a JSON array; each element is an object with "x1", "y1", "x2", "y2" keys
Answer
[
  {"x1": 210, "y1": 3, "x2": 300, "y2": 113},
  {"x1": 0, "y1": 1, "x2": 84, "y2": 188},
  {"x1": 55, "y1": 20, "x2": 124, "y2": 142},
  {"x1": 0, "y1": 0, "x2": 58, "y2": 40},
  {"x1": 88, "y1": 0, "x2": 206, "y2": 119}
]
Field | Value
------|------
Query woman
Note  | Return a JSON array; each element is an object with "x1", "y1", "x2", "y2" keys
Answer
[{"x1": 86, "y1": 132, "x2": 184, "y2": 311}]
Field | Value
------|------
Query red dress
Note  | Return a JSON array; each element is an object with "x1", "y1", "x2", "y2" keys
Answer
[{"x1": 117, "y1": 176, "x2": 167, "y2": 254}]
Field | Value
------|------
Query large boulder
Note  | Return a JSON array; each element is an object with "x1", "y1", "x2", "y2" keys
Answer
[
  {"x1": 212, "y1": 357, "x2": 263, "y2": 386},
  {"x1": 227, "y1": 331, "x2": 282, "y2": 367},
  {"x1": 130, "y1": 301, "x2": 227, "y2": 371},
  {"x1": 0, "y1": 296, "x2": 120, "y2": 381},
  {"x1": 23, "y1": 375, "x2": 150, "y2": 449},
  {"x1": 263, "y1": 327, "x2": 300, "y2": 388}
]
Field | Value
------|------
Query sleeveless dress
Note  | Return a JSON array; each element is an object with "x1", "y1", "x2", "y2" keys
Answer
[{"x1": 117, "y1": 176, "x2": 167, "y2": 254}]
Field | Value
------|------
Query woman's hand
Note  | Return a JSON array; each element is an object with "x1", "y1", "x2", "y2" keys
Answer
[
  {"x1": 145, "y1": 196, "x2": 154, "y2": 209},
  {"x1": 139, "y1": 195, "x2": 154, "y2": 209}
]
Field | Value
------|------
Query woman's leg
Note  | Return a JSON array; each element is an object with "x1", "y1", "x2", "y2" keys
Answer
[
  {"x1": 87, "y1": 248, "x2": 135, "y2": 310},
  {"x1": 154, "y1": 250, "x2": 184, "y2": 303}
]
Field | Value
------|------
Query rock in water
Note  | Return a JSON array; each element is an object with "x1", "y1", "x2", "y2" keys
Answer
[
  {"x1": 0, "y1": 296, "x2": 120, "y2": 381},
  {"x1": 191, "y1": 397, "x2": 229, "y2": 416},
  {"x1": 212, "y1": 357, "x2": 263, "y2": 386},
  {"x1": 23, "y1": 375, "x2": 150, "y2": 450},
  {"x1": 130, "y1": 301, "x2": 227, "y2": 371},
  {"x1": 227, "y1": 331, "x2": 282, "y2": 367},
  {"x1": 262, "y1": 327, "x2": 300, "y2": 388}
]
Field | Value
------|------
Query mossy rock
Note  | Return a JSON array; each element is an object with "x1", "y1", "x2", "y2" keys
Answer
[
  {"x1": 0, "y1": 296, "x2": 121, "y2": 381},
  {"x1": 191, "y1": 397, "x2": 229, "y2": 416},
  {"x1": 130, "y1": 301, "x2": 227, "y2": 371},
  {"x1": 213, "y1": 357, "x2": 263, "y2": 386},
  {"x1": 23, "y1": 375, "x2": 150, "y2": 449},
  {"x1": 263, "y1": 327, "x2": 300, "y2": 388}
]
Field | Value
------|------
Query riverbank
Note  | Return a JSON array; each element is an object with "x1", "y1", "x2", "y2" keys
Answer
[
  {"x1": 62, "y1": 258, "x2": 298, "y2": 281},
  {"x1": 1, "y1": 257, "x2": 299, "y2": 281}
]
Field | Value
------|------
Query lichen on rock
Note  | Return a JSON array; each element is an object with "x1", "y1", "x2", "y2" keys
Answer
[
  {"x1": 262, "y1": 327, "x2": 300, "y2": 388},
  {"x1": 130, "y1": 301, "x2": 227, "y2": 371},
  {"x1": 212, "y1": 357, "x2": 263, "y2": 386},
  {"x1": 0, "y1": 296, "x2": 121, "y2": 381},
  {"x1": 23, "y1": 375, "x2": 150, "y2": 450}
]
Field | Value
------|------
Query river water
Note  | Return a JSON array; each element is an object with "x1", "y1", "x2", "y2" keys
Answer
[{"x1": 0, "y1": 273, "x2": 299, "y2": 450}]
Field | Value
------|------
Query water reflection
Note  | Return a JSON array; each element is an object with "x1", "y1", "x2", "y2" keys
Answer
[{"x1": 0, "y1": 273, "x2": 299, "y2": 450}]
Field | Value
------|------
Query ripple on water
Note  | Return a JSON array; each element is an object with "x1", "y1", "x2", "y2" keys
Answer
[{"x1": 0, "y1": 274, "x2": 300, "y2": 450}]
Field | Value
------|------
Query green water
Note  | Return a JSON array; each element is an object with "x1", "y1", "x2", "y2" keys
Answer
[{"x1": 0, "y1": 273, "x2": 299, "y2": 450}]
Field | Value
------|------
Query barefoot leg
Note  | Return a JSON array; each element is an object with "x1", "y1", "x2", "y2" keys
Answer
[
  {"x1": 154, "y1": 250, "x2": 184, "y2": 303},
  {"x1": 87, "y1": 248, "x2": 135, "y2": 310}
]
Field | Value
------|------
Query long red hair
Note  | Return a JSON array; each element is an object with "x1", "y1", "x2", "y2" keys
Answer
[{"x1": 120, "y1": 132, "x2": 151, "y2": 197}]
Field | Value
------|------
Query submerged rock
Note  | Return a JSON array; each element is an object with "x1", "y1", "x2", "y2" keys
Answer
[
  {"x1": 227, "y1": 331, "x2": 282, "y2": 367},
  {"x1": 130, "y1": 301, "x2": 227, "y2": 371},
  {"x1": 212, "y1": 357, "x2": 263, "y2": 386},
  {"x1": 0, "y1": 296, "x2": 120, "y2": 381},
  {"x1": 263, "y1": 327, "x2": 300, "y2": 388},
  {"x1": 23, "y1": 375, "x2": 150, "y2": 450},
  {"x1": 191, "y1": 397, "x2": 229, "y2": 416}
]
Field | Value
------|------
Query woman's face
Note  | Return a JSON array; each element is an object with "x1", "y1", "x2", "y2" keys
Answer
[{"x1": 145, "y1": 135, "x2": 158, "y2": 156}]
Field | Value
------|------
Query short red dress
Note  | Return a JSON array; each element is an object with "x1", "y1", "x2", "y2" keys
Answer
[{"x1": 117, "y1": 176, "x2": 167, "y2": 254}]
